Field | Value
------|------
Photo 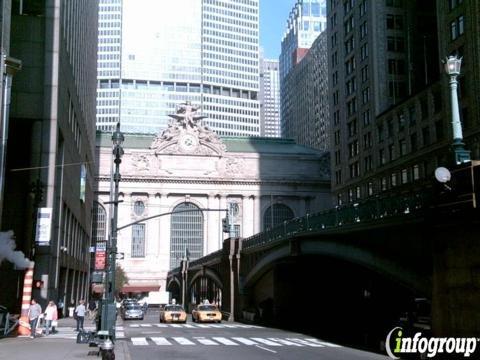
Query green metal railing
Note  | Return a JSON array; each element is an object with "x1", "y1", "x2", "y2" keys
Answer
[{"x1": 242, "y1": 191, "x2": 433, "y2": 251}]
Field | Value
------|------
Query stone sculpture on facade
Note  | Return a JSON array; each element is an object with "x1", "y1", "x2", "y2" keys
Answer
[{"x1": 150, "y1": 101, "x2": 227, "y2": 156}]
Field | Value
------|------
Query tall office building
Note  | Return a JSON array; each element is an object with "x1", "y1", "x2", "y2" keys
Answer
[
  {"x1": 282, "y1": 31, "x2": 329, "y2": 151},
  {"x1": 96, "y1": 0, "x2": 260, "y2": 136},
  {"x1": 279, "y1": 0, "x2": 327, "y2": 137},
  {"x1": 259, "y1": 58, "x2": 280, "y2": 137},
  {"x1": 328, "y1": 0, "x2": 480, "y2": 204},
  {"x1": 1, "y1": 0, "x2": 98, "y2": 312}
]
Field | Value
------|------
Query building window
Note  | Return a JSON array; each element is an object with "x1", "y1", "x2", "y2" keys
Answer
[
  {"x1": 345, "y1": 57, "x2": 355, "y2": 75},
  {"x1": 364, "y1": 155, "x2": 373, "y2": 171},
  {"x1": 347, "y1": 98, "x2": 357, "y2": 116},
  {"x1": 263, "y1": 204, "x2": 294, "y2": 230},
  {"x1": 335, "y1": 170, "x2": 342, "y2": 185},
  {"x1": 449, "y1": 0, "x2": 463, "y2": 10},
  {"x1": 410, "y1": 133, "x2": 418, "y2": 151},
  {"x1": 389, "y1": 143, "x2": 395, "y2": 161},
  {"x1": 363, "y1": 109, "x2": 371, "y2": 126},
  {"x1": 349, "y1": 162, "x2": 360, "y2": 178},
  {"x1": 92, "y1": 203, "x2": 107, "y2": 242},
  {"x1": 388, "y1": 59, "x2": 405, "y2": 75},
  {"x1": 386, "y1": 14, "x2": 403, "y2": 30},
  {"x1": 401, "y1": 169, "x2": 408, "y2": 184},
  {"x1": 391, "y1": 173, "x2": 397, "y2": 187},
  {"x1": 363, "y1": 132, "x2": 372, "y2": 148},
  {"x1": 360, "y1": 22, "x2": 368, "y2": 39},
  {"x1": 450, "y1": 15, "x2": 465, "y2": 40},
  {"x1": 378, "y1": 124, "x2": 385, "y2": 142},
  {"x1": 379, "y1": 148, "x2": 386, "y2": 165},
  {"x1": 361, "y1": 65, "x2": 369, "y2": 82},
  {"x1": 387, "y1": 36, "x2": 404, "y2": 52},
  {"x1": 362, "y1": 87, "x2": 370, "y2": 104},
  {"x1": 344, "y1": 16, "x2": 354, "y2": 34},
  {"x1": 399, "y1": 139, "x2": 407, "y2": 156},
  {"x1": 344, "y1": 36, "x2": 354, "y2": 54},
  {"x1": 409, "y1": 106, "x2": 416, "y2": 126},
  {"x1": 360, "y1": 43, "x2": 368, "y2": 60},
  {"x1": 413, "y1": 164, "x2": 420, "y2": 180},
  {"x1": 346, "y1": 77, "x2": 356, "y2": 95},
  {"x1": 131, "y1": 224, "x2": 145, "y2": 258},
  {"x1": 422, "y1": 127, "x2": 430, "y2": 146},
  {"x1": 348, "y1": 140, "x2": 359, "y2": 158},
  {"x1": 170, "y1": 202, "x2": 203, "y2": 269},
  {"x1": 367, "y1": 182, "x2": 374, "y2": 196},
  {"x1": 359, "y1": 0, "x2": 367, "y2": 16},
  {"x1": 133, "y1": 201, "x2": 145, "y2": 216},
  {"x1": 348, "y1": 118, "x2": 358, "y2": 137}
]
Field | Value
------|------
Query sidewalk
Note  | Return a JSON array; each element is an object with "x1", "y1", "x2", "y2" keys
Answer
[{"x1": 0, "y1": 316, "x2": 130, "y2": 360}]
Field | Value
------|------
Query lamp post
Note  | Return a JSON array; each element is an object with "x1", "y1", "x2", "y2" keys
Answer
[
  {"x1": 99, "y1": 123, "x2": 124, "y2": 359},
  {"x1": 444, "y1": 55, "x2": 470, "y2": 165}
]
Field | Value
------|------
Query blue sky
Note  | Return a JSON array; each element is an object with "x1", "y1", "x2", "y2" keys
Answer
[{"x1": 260, "y1": 0, "x2": 296, "y2": 60}]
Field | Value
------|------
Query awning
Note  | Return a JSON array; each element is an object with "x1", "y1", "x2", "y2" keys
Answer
[{"x1": 121, "y1": 285, "x2": 160, "y2": 293}]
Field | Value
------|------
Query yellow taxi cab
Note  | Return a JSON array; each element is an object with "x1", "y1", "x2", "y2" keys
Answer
[
  {"x1": 159, "y1": 304, "x2": 187, "y2": 323},
  {"x1": 191, "y1": 303, "x2": 222, "y2": 323}
]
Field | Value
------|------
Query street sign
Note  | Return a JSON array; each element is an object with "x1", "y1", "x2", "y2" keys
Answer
[
  {"x1": 95, "y1": 241, "x2": 107, "y2": 270},
  {"x1": 35, "y1": 208, "x2": 52, "y2": 246}
]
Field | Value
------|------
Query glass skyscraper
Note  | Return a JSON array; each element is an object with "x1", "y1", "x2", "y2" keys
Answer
[{"x1": 96, "y1": 0, "x2": 260, "y2": 136}]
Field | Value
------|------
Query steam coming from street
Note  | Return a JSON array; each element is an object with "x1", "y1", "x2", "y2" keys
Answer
[{"x1": 0, "y1": 230, "x2": 31, "y2": 269}]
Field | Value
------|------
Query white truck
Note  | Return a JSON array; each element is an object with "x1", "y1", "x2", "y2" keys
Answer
[{"x1": 141, "y1": 291, "x2": 170, "y2": 307}]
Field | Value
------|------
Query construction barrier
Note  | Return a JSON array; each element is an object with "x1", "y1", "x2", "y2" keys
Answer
[{"x1": 17, "y1": 263, "x2": 34, "y2": 336}]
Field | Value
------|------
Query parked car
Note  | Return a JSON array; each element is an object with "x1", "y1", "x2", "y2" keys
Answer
[
  {"x1": 121, "y1": 303, "x2": 144, "y2": 320},
  {"x1": 192, "y1": 304, "x2": 222, "y2": 323},
  {"x1": 159, "y1": 304, "x2": 187, "y2": 323}
]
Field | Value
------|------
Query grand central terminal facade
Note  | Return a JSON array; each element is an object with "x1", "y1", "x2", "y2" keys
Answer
[{"x1": 94, "y1": 104, "x2": 331, "y2": 295}]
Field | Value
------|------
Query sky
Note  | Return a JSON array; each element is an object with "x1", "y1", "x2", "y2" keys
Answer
[{"x1": 260, "y1": 0, "x2": 296, "y2": 60}]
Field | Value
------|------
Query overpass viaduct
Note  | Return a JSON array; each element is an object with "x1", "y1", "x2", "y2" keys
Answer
[{"x1": 167, "y1": 164, "x2": 480, "y2": 347}]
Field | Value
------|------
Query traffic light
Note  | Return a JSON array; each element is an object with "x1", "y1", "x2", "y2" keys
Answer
[
  {"x1": 222, "y1": 216, "x2": 229, "y2": 233},
  {"x1": 33, "y1": 280, "x2": 44, "y2": 289}
]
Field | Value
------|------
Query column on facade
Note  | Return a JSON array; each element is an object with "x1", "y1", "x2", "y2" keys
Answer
[
  {"x1": 242, "y1": 195, "x2": 254, "y2": 238},
  {"x1": 218, "y1": 194, "x2": 227, "y2": 244},
  {"x1": 150, "y1": 193, "x2": 162, "y2": 258},
  {"x1": 157, "y1": 193, "x2": 170, "y2": 289},
  {"x1": 207, "y1": 193, "x2": 218, "y2": 254},
  {"x1": 253, "y1": 195, "x2": 261, "y2": 234}
]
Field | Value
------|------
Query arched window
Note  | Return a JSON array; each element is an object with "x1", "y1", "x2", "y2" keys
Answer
[
  {"x1": 92, "y1": 202, "x2": 107, "y2": 242},
  {"x1": 263, "y1": 204, "x2": 294, "y2": 231},
  {"x1": 170, "y1": 202, "x2": 203, "y2": 269}
]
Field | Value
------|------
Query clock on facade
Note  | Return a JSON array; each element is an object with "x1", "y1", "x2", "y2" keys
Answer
[{"x1": 179, "y1": 134, "x2": 198, "y2": 152}]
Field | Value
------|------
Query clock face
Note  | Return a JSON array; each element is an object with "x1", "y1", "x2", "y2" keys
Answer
[{"x1": 179, "y1": 134, "x2": 198, "y2": 152}]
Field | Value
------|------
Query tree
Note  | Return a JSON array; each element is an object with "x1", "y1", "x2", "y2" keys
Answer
[{"x1": 115, "y1": 264, "x2": 128, "y2": 294}]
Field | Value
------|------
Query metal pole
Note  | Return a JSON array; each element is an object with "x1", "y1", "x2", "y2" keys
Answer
[{"x1": 449, "y1": 74, "x2": 463, "y2": 142}]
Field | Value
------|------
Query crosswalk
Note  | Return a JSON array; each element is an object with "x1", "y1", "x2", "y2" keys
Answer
[
  {"x1": 128, "y1": 323, "x2": 263, "y2": 329},
  {"x1": 40, "y1": 326, "x2": 125, "y2": 340},
  {"x1": 129, "y1": 336, "x2": 342, "y2": 348}
]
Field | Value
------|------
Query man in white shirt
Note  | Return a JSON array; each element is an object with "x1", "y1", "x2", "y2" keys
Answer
[{"x1": 74, "y1": 299, "x2": 86, "y2": 331}]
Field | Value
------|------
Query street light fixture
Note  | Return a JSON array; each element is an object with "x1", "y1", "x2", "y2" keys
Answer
[
  {"x1": 99, "y1": 123, "x2": 124, "y2": 360},
  {"x1": 443, "y1": 55, "x2": 470, "y2": 165}
]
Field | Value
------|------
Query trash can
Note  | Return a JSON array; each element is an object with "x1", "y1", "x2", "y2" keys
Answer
[{"x1": 68, "y1": 307, "x2": 75, "y2": 317}]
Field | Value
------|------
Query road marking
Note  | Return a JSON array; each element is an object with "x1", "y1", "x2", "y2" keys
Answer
[
  {"x1": 140, "y1": 324, "x2": 152, "y2": 327},
  {"x1": 117, "y1": 332, "x2": 125, "y2": 338},
  {"x1": 154, "y1": 324, "x2": 167, "y2": 327},
  {"x1": 268, "y1": 338, "x2": 303, "y2": 346},
  {"x1": 131, "y1": 337, "x2": 149, "y2": 346},
  {"x1": 195, "y1": 324, "x2": 212, "y2": 328},
  {"x1": 183, "y1": 324, "x2": 195, "y2": 328},
  {"x1": 232, "y1": 337, "x2": 258, "y2": 345},
  {"x1": 255, "y1": 345, "x2": 277, "y2": 353},
  {"x1": 287, "y1": 338, "x2": 324, "y2": 347},
  {"x1": 305, "y1": 338, "x2": 342, "y2": 347},
  {"x1": 195, "y1": 337, "x2": 220, "y2": 345},
  {"x1": 209, "y1": 324, "x2": 224, "y2": 328},
  {"x1": 212, "y1": 337, "x2": 239, "y2": 345},
  {"x1": 170, "y1": 324, "x2": 183, "y2": 328},
  {"x1": 251, "y1": 338, "x2": 282, "y2": 346},
  {"x1": 150, "y1": 337, "x2": 172, "y2": 345},
  {"x1": 129, "y1": 324, "x2": 140, "y2": 328},
  {"x1": 172, "y1": 337, "x2": 195, "y2": 345}
]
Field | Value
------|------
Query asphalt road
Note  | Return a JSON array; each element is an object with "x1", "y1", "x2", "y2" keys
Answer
[{"x1": 123, "y1": 309, "x2": 390, "y2": 360}]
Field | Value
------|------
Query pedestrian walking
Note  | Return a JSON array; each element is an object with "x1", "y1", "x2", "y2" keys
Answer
[
  {"x1": 88, "y1": 299, "x2": 97, "y2": 320},
  {"x1": 57, "y1": 298, "x2": 64, "y2": 319},
  {"x1": 74, "y1": 299, "x2": 86, "y2": 331},
  {"x1": 44, "y1": 300, "x2": 58, "y2": 335},
  {"x1": 27, "y1": 299, "x2": 42, "y2": 338}
]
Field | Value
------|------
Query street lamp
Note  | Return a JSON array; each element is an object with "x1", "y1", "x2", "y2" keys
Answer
[
  {"x1": 99, "y1": 123, "x2": 124, "y2": 360},
  {"x1": 443, "y1": 55, "x2": 470, "y2": 165}
]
